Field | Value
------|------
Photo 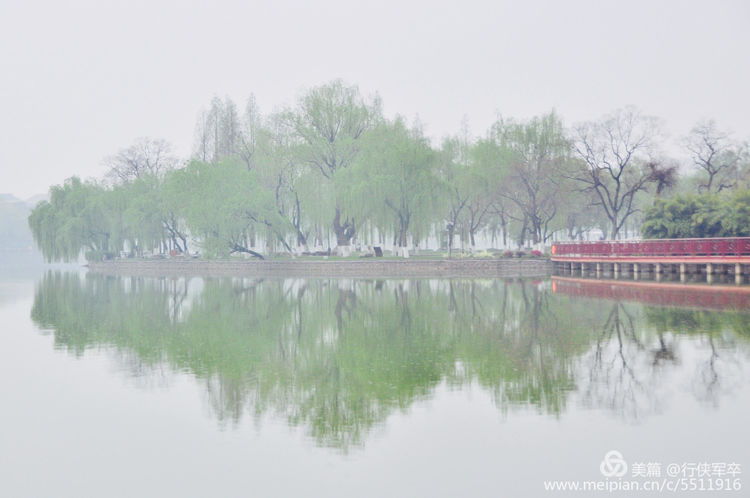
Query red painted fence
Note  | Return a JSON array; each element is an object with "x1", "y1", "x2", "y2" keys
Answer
[{"x1": 551, "y1": 238, "x2": 750, "y2": 258}]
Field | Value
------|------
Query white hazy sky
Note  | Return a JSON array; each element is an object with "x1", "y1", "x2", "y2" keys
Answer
[{"x1": 1, "y1": 0, "x2": 749, "y2": 199}]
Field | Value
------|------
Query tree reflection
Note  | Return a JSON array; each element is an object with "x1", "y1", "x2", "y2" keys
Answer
[
  {"x1": 31, "y1": 272, "x2": 750, "y2": 449},
  {"x1": 644, "y1": 306, "x2": 746, "y2": 407},
  {"x1": 579, "y1": 302, "x2": 658, "y2": 420}
]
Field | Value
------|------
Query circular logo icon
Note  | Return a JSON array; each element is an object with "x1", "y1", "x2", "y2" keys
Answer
[{"x1": 600, "y1": 450, "x2": 628, "y2": 477}]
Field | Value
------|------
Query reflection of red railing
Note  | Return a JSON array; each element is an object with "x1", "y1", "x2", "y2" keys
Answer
[
  {"x1": 552, "y1": 276, "x2": 750, "y2": 310},
  {"x1": 552, "y1": 238, "x2": 750, "y2": 258}
]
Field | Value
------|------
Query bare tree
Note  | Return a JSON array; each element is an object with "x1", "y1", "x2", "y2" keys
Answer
[
  {"x1": 647, "y1": 160, "x2": 678, "y2": 197},
  {"x1": 572, "y1": 107, "x2": 662, "y2": 239},
  {"x1": 238, "y1": 95, "x2": 262, "y2": 171},
  {"x1": 104, "y1": 137, "x2": 178, "y2": 184},
  {"x1": 192, "y1": 96, "x2": 243, "y2": 164},
  {"x1": 684, "y1": 120, "x2": 741, "y2": 193},
  {"x1": 219, "y1": 97, "x2": 241, "y2": 161},
  {"x1": 193, "y1": 108, "x2": 212, "y2": 162}
]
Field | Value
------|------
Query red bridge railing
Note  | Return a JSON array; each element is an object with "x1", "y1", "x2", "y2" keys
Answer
[{"x1": 551, "y1": 237, "x2": 750, "y2": 258}]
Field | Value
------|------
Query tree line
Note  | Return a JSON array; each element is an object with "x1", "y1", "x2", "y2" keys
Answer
[{"x1": 28, "y1": 80, "x2": 750, "y2": 261}]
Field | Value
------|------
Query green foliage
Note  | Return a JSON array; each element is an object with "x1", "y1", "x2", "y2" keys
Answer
[
  {"x1": 121, "y1": 175, "x2": 174, "y2": 254},
  {"x1": 28, "y1": 159, "x2": 293, "y2": 261},
  {"x1": 283, "y1": 80, "x2": 383, "y2": 246},
  {"x1": 173, "y1": 159, "x2": 288, "y2": 257},
  {"x1": 641, "y1": 190, "x2": 750, "y2": 238},
  {"x1": 287, "y1": 80, "x2": 381, "y2": 179},
  {"x1": 28, "y1": 84, "x2": 750, "y2": 257},
  {"x1": 338, "y1": 117, "x2": 445, "y2": 247},
  {"x1": 28, "y1": 177, "x2": 122, "y2": 262},
  {"x1": 494, "y1": 111, "x2": 575, "y2": 244},
  {"x1": 722, "y1": 189, "x2": 750, "y2": 236},
  {"x1": 438, "y1": 127, "x2": 510, "y2": 252}
]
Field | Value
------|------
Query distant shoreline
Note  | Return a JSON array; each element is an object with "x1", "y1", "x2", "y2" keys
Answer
[{"x1": 86, "y1": 258, "x2": 553, "y2": 278}]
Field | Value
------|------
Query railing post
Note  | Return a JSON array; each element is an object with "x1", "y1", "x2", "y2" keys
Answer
[{"x1": 737, "y1": 263, "x2": 742, "y2": 285}]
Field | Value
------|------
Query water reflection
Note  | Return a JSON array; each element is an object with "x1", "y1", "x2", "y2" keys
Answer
[
  {"x1": 31, "y1": 272, "x2": 750, "y2": 449},
  {"x1": 552, "y1": 275, "x2": 750, "y2": 310},
  {"x1": 555, "y1": 276, "x2": 749, "y2": 417}
]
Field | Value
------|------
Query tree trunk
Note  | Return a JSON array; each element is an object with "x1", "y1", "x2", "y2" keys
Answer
[
  {"x1": 518, "y1": 216, "x2": 528, "y2": 247},
  {"x1": 333, "y1": 207, "x2": 354, "y2": 246},
  {"x1": 294, "y1": 194, "x2": 307, "y2": 248},
  {"x1": 230, "y1": 243, "x2": 264, "y2": 259},
  {"x1": 610, "y1": 214, "x2": 619, "y2": 240},
  {"x1": 447, "y1": 224, "x2": 455, "y2": 258}
]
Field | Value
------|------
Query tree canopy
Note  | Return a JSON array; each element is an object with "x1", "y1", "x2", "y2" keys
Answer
[
  {"x1": 27, "y1": 81, "x2": 750, "y2": 262},
  {"x1": 642, "y1": 191, "x2": 750, "y2": 239}
]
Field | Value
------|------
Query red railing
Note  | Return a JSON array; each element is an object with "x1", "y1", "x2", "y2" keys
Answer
[{"x1": 551, "y1": 237, "x2": 750, "y2": 258}]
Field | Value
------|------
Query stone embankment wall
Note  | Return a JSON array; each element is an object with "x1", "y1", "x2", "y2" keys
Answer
[{"x1": 87, "y1": 258, "x2": 553, "y2": 278}]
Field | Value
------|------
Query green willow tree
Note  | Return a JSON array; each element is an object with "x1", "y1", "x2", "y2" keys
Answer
[
  {"x1": 258, "y1": 112, "x2": 323, "y2": 250},
  {"x1": 438, "y1": 135, "x2": 471, "y2": 256},
  {"x1": 338, "y1": 117, "x2": 444, "y2": 255},
  {"x1": 439, "y1": 124, "x2": 506, "y2": 254},
  {"x1": 33, "y1": 83, "x2": 750, "y2": 262},
  {"x1": 170, "y1": 159, "x2": 289, "y2": 258},
  {"x1": 494, "y1": 112, "x2": 574, "y2": 246},
  {"x1": 285, "y1": 80, "x2": 381, "y2": 250},
  {"x1": 471, "y1": 135, "x2": 515, "y2": 247},
  {"x1": 28, "y1": 177, "x2": 124, "y2": 262}
]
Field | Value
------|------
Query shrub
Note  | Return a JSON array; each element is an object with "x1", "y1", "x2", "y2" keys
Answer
[{"x1": 642, "y1": 191, "x2": 750, "y2": 238}]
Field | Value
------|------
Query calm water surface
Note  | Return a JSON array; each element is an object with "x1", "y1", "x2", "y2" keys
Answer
[{"x1": 1, "y1": 271, "x2": 748, "y2": 497}]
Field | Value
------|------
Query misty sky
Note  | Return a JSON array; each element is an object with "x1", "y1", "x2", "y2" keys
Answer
[{"x1": 1, "y1": 0, "x2": 749, "y2": 199}]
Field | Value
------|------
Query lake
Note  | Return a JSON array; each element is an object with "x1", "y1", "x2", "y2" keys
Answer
[{"x1": 1, "y1": 270, "x2": 748, "y2": 497}]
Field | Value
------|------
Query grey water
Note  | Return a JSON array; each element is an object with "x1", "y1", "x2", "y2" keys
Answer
[{"x1": 1, "y1": 269, "x2": 748, "y2": 497}]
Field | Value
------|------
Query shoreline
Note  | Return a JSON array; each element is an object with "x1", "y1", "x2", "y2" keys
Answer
[{"x1": 86, "y1": 258, "x2": 553, "y2": 278}]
